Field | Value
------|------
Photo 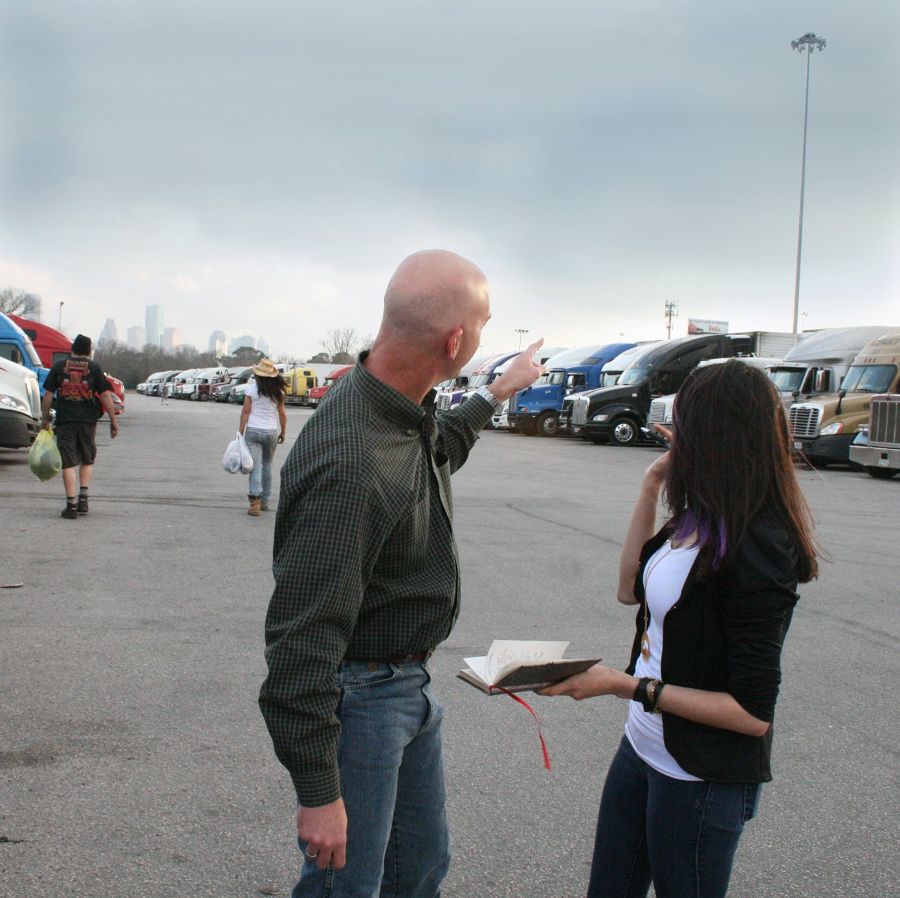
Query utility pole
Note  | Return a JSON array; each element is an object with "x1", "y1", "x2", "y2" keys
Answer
[
  {"x1": 664, "y1": 300, "x2": 679, "y2": 339},
  {"x1": 514, "y1": 328, "x2": 529, "y2": 350},
  {"x1": 790, "y1": 32, "x2": 827, "y2": 335}
]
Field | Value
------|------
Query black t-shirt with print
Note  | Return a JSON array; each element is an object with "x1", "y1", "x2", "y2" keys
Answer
[{"x1": 43, "y1": 357, "x2": 112, "y2": 425}]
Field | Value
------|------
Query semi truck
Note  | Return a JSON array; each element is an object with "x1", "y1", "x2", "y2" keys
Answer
[
  {"x1": 284, "y1": 367, "x2": 318, "y2": 406},
  {"x1": 0, "y1": 312, "x2": 48, "y2": 389},
  {"x1": 508, "y1": 342, "x2": 634, "y2": 436},
  {"x1": 0, "y1": 357, "x2": 41, "y2": 448},
  {"x1": 570, "y1": 333, "x2": 754, "y2": 446},
  {"x1": 306, "y1": 365, "x2": 352, "y2": 408},
  {"x1": 768, "y1": 326, "x2": 890, "y2": 404},
  {"x1": 790, "y1": 328, "x2": 900, "y2": 467},
  {"x1": 849, "y1": 394, "x2": 900, "y2": 480}
]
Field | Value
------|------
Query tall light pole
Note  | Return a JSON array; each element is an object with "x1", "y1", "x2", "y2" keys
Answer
[
  {"x1": 58, "y1": 301, "x2": 64, "y2": 330},
  {"x1": 790, "y1": 32, "x2": 826, "y2": 335},
  {"x1": 514, "y1": 328, "x2": 529, "y2": 350}
]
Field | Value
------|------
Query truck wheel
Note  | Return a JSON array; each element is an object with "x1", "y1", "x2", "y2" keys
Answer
[
  {"x1": 865, "y1": 466, "x2": 897, "y2": 480},
  {"x1": 199, "y1": 393, "x2": 209, "y2": 401},
  {"x1": 536, "y1": 412, "x2": 559, "y2": 437},
  {"x1": 610, "y1": 417, "x2": 638, "y2": 446}
]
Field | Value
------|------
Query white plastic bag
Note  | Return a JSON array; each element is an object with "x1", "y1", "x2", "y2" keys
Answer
[{"x1": 223, "y1": 432, "x2": 254, "y2": 474}]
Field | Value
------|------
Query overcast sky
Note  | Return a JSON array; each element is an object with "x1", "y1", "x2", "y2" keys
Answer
[{"x1": 1, "y1": 1, "x2": 897, "y2": 359}]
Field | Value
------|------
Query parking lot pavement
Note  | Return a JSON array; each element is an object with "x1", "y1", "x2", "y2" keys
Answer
[{"x1": 1, "y1": 396, "x2": 898, "y2": 898}]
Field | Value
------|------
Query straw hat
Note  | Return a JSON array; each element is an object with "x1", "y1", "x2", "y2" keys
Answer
[{"x1": 252, "y1": 358, "x2": 279, "y2": 378}]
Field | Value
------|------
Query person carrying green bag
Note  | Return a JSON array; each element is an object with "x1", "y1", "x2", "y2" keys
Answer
[
  {"x1": 40, "y1": 334, "x2": 119, "y2": 519},
  {"x1": 28, "y1": 429, "x2": 62, "y2": 481}
]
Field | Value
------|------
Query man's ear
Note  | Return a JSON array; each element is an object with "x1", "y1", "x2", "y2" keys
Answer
[{"x1": 445, "y1": 328, "x2": 463, "y2": 361}]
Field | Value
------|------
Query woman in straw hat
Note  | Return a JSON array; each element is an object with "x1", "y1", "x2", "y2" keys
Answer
[{"x1": 238, "y1": 358, "x2": 287, "y2": 516}]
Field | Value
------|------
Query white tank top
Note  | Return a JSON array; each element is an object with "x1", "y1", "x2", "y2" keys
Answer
[{"x1": 624, "y1": 539, "x2": 702, "y2": 781}]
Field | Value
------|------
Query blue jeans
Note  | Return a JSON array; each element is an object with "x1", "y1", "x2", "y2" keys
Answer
[
  {"x1": 244, "y1": 427, "x2": 278, "y2": 503},
  {"x1": 587, "y1": 736, "x2": 761, "y2": 898},
  {"x1": 292, "y1": 660, "x2": 449, "y2": 898}
]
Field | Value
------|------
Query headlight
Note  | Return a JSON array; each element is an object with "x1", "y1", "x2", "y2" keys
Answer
[
  {"x1": 591, "y1": 413, "x2": 610, "y2": 422},
  {"x1": 820, "y1": 422, "x2": 844, "y2": 436},
  {"x1": 0, "y1": 393, "x2": 29, "y2": 413}
]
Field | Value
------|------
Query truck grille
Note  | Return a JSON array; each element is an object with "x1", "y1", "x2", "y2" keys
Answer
[
  {"x1": 560, "y1": 398, "x2": 573, "y2": 424},
  {"x1": 870, "y1": 395, "x2": 900, "y2": 446},
  {"x1": 648, "y1": 399, "x2": 667, "y2": 425},
  {"x1": 436, "y1": 393, "x2": 451, "y2": 411},
  {"x1": 571, "y1": 397, "x2": 590, "y2": 426},
  {"x1": 789, "y1": 406, "x2": 821, "y2": 439}
]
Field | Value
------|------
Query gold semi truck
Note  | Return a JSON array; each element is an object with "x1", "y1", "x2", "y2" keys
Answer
[{"x1": 789, "y1": 328, "x2": 900, "y2": 467}]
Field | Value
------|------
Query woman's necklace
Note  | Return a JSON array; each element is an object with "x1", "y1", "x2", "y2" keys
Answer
[{"x1": 640, "y1": 542, "x2": 674, "y2": 660}]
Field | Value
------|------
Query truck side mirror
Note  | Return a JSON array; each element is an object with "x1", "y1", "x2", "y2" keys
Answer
[{"x1": 814, "y1": 370, "x2": 829, "y2": 393}]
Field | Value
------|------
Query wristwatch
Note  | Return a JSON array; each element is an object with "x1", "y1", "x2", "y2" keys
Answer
[{"x1": 473, "y1": 385, "x2": 502, "y2": 409}]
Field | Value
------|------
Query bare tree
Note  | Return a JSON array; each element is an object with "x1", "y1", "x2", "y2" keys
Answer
[
  {"x1": 321, "y1": 327, "x2": 358, "y2": 365},
  {"x1": 0, "y1": 288, "x2": 41, "y2": 318}
]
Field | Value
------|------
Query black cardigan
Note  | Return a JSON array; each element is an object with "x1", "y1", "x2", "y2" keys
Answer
[{"x1": 626, "y1": 521, "x2": 800, "y2": 783}]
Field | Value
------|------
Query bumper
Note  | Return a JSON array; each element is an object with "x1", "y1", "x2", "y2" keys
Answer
[
  {"x1": 849, "y1": 444, "x2": 900, "y2": 471},
  {"x1": 0, "y1": 410, "x2": 40, "y2": 449},
  {"x1": 579, "y1": 421, "x2": 611, "y2": 440},
  {"x1": 792, "y1": 433, "x2": 855, "y2": 464}
]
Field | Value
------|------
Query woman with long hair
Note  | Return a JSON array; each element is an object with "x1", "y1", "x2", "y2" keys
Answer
[
  {"x1": 543, "y1": 360, "x2": 817, "y2": 898},
  {"x1": 238, "y1": 358, "x2": 287, "y2": 516}
]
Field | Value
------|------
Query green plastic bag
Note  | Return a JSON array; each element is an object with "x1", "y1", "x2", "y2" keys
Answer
[{"x1": 29, "y1": 429, "x2": 63, "y2": 482}]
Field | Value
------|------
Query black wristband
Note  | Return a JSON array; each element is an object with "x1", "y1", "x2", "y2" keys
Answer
[
  {"x1": 650, "y1": 680, "x2": 666, "y2": 714},
  {"x1": 632, "y1": 677, "x2": 653, "y2": 712}
]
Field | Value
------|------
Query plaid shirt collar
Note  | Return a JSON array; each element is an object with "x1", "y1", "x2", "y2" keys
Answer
[{"x1": 352, "y1": 352, "x2": 436, "y2": 433}]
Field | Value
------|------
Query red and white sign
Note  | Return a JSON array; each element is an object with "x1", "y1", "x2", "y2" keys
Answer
[{"x1": 687, "y1": 318, "x2": 729, "y2": 335}]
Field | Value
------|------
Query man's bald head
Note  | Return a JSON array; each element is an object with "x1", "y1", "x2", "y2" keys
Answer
[{"x1": 380, "y1": 250, "x2": 490, "y2": 351}]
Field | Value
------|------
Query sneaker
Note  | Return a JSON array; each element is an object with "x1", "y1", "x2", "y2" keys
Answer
[
  {"x1": 77, "y1": 495, "x2": 89, "y2": 514},
  {"x1": 61, "y1": 505, "x2": 78, "y2": 520}
]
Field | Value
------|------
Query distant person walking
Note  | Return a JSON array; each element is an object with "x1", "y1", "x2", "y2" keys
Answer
[
  {"x1": 161, "y1": 381, "x2": 169, "y2": 405},
  {"x1": 238, "y1": 358, "x2": 286, "y2": 516},
  {"x1": 40, "y1": 334, "x2": 119, "y2": 519}
]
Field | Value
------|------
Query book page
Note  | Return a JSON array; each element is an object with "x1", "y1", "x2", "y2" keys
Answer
[{"x1": 486, "y1": 640, "x2": 569, "y2": 684}]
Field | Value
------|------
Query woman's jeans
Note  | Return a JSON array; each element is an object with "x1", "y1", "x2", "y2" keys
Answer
[
  {"x1": 587, "y1": 736, "x2": 761, "y2": 898},
  {"x1": 244, "y1": 427, "x2": 278, "y2": 503},
  {"x1": 292, "y1": 660, "x2": 449, "y2": 898}
]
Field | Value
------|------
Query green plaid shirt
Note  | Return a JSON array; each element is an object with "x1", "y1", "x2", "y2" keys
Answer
[{"x1": 259, "y1": 358, "x2": 493, "y2": 806}]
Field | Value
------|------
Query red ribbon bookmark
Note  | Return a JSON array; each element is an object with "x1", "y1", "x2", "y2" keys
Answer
[{"x1": 495, "y1": 686, "x2": 552, "y2": 771}]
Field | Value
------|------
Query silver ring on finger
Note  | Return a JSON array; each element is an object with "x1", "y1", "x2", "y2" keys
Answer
[{"x1": 305, "y1": 848, "x2": 319, "y2": 859}]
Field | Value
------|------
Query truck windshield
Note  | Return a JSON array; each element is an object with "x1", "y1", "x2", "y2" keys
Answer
[
  {"x1": 840, "y1": 364, "x2": 897, "y2": 394},
  {"x1": 469, "y1": 374, "x2": 490, "y2": 388},
  {"x1": 548, "y1": 371, "x2": 566, "y2": 386},
  {"x1": 600, "y1": 371, "x2": 621, "y2": 387},
  {"x1": 618, "y1": 367, "x2": 647, "y2": 387},
  {"x1": 768, "y1": 367, "x2": 806, "y2": 392}
]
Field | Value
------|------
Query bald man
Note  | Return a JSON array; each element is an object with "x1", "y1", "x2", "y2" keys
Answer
[{"x1": 259, "y1": 250, "x2": 544, "y2": 897}]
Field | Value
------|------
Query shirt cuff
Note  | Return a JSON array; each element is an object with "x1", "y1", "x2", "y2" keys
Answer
[{"x1": 292, "y1": 765, "x2": 342, "y2": 808}]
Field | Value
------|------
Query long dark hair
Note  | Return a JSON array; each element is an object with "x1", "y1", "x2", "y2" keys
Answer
[
  {"x1": 255, "y1": 373, "x2": 285, "y2": 401},
  {"x1": 666, "y1": 360, "x2": 817, "y2": 582}
]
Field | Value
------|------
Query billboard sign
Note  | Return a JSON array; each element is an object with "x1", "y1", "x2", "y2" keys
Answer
[{"x1": 688, "y1": 318, "x2": 729, "y2": 335}]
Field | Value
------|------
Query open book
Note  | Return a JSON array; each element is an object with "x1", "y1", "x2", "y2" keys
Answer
[{"x1": 457, "y1": 640, "x2": 601, "y2": 695}]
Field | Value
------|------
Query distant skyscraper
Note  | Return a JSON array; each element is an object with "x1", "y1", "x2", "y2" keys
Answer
[
  {"x1": 98, "y1": 318, "x2": 118, "y2": 346},
  {"x1": 229, "y1": 334, "x2": 255, "y2": 353},
  {"x1": 162, "y1": 327, "x2": 183, "y2": 352},
  {"x1": 127, "y1": 326, "x2": 146, "y2": 349},
  {"x1": 145, "y1": 305, "x2": 164, "y2": 348},
  {"x1": 208, "y1": 330, "x2": 227, "y2": 356}
]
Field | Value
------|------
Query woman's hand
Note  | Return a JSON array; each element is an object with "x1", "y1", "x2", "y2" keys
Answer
[
  {"x1": 539, "y1": 664, "x2": 635, "y2": 701},
  {"x1": 278, "y1": 433, "x2": 285, "y2": 444},
  {"x1": 643, "y1": 424, "x2": 673, "y2": 488}
]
